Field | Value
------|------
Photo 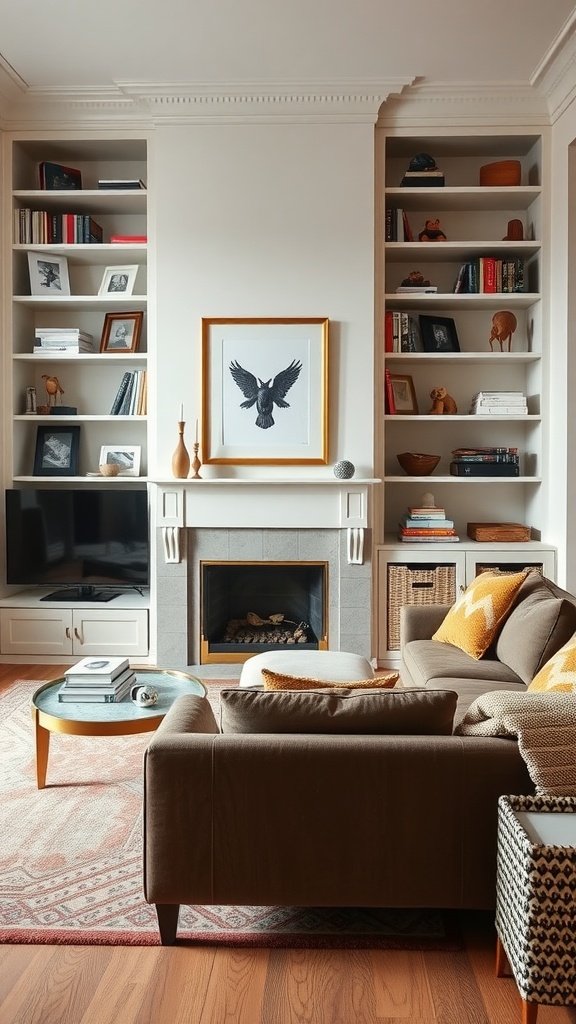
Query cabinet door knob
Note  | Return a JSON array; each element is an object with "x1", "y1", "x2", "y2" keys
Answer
[
  {"x1": 74, "y1": 627, "x2": 82, "y2": 641},
  {"x1": 65, "y1": 627, "x2": 71, "y2": 640}
]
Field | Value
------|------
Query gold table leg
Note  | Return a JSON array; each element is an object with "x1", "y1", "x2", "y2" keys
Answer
[{"x1": 33, "y1": 711, "x2": 51, "y2": 790}]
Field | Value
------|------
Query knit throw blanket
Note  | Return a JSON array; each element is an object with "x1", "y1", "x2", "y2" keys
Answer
[{"x1": 455, "y1": 690, "x2": 576, "y2": 796}]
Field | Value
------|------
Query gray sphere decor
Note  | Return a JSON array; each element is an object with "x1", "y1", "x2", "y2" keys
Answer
[{"x1": 333, "y1": 460, "x2": 355, "y2": 479}]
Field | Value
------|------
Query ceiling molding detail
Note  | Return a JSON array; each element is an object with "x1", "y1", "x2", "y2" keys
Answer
[
  {"x1": 531, "y1": 10, "x2": 576, "y2": 122},
  {"x1": 378, "y1": 80, "x2": 551, "y2": 127},
  {"x1": 0, "y1": 77, "x2": 414, "y2": 128}
]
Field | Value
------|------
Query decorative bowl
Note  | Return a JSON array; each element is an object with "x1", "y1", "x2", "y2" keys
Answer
[
  {"x1": 396, "y1": 452, "x2": 441, "y2": 476},
  {"x1": 99, "y1": 463, "x2": 120, "y2": 477}
]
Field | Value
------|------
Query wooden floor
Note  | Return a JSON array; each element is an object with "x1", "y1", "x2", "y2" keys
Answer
[{"x1": 2, "y1": 665, "x2": 576, "y2": 1024}]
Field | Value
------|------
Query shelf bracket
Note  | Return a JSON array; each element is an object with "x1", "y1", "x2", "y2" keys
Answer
[
  {"x1": 162, "y1": 526, "x2": 181, "y2": 564},
  {"x1": 347, "y1": 527, "x2": 364, "y2": 565}
]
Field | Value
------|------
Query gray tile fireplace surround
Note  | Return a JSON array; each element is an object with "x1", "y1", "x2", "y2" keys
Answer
[{"x1": 155, "y1": 527, "x2": 373, "y2": 669}]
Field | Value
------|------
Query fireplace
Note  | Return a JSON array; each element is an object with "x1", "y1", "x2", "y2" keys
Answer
[{"x1": 200, "y1": 560, "x2": 328, "y2": 663}]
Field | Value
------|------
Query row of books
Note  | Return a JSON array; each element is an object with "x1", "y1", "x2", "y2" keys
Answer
[
  {"x1": 58, "y1": 656, "x2": 134, "y2": 703},
  {"x1": 469, "y1": 391, "x2": 528, "y2": 415},
  {"x1": 398, "y1": 504, "x2": 460, "y2": 543},
  {"x1": 110, "y1": 370, "x2": 148, "y2": 415},
  {"x1": 14, "y1": 208, "x2": 103, "y2": 245},
  {"x1": 385, "y1": 208, "x2": 414, "y2": 242},
  {"x1": 384, "y1": 311, "x2": 419, "y2": 352},
  {"x1": 450, "y1": 446, "x2": 520, "y2": 477},
  {"x1": 453, "y1": 257, "x2": 524, "y2": 294},
  {"x1": 34, "y1": 327, "x2": 94, "y2": 353}
]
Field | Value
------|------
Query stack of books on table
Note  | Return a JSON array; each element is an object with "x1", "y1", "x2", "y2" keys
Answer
[
  {"x1": 469, "y1": 391, "x2": 528, "y2": 415},
  {"x1": 58, "y1": 657, "x2": 135, "y2": 703},
  {"x1": 398, "y1": 505, "x2": 460, "y2": 543},
  {"x1": 450, "y1": 447, "x2": 520, "y2": 477},
  {"x1": 34, "y1": 328, "x2": 94, "y2": 354}
]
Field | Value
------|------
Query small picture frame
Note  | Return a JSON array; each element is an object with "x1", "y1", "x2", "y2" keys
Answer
[
  {"x1": 34, "y1": 425, "x2": 80, "y2": 476},
  {"x1": 100, "y1": 311, "x2": 144, "y2": 353},
  {"x1": 99, "y1": 444, "x2": 141, "y2": 477},
  {"x1": 27, "y1": 251, "x2": 70, "y2": 296},
  {"x1": 389, "y1": 374, "x2": 419, "y2": 414},
  {"x1": 98, "y1": 265, "x2": 138, "y2": 297},
  {"x1": 418, "y1": 315, "x2": 461, "y2": 353}
]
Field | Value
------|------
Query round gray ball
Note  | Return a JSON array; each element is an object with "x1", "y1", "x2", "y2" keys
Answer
[{"x1": 333, "y1": 460, "x2": 355, "y2": 479}]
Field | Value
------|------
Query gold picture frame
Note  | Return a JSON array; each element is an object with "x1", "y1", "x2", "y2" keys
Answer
[{"x1": 201, "y1": 317, "x2": 329, "y2": 465}]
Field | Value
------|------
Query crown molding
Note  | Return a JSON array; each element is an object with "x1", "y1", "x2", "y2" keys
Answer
[
  {"x1": 531, "y1": 10, "x2": 576, "y2": 122},
  {"x1": 0, "y1": 77, "x2": 414, "y2": 128},
  {"x1": 378, "y1": 80, "x2": 550, "y2": 128}
]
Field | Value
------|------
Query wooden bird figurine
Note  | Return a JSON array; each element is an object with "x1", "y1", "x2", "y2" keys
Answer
[{"x1": 41, "y1": 374, "x2": 65, "y2": 406}]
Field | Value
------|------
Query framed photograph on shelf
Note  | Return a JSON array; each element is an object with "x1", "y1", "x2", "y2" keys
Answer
[
  {"x1": 100, "y1": 311, "x2": 144, "y2": 353},
  {"x1": 418, "y1": 315, "x2": 461, "y2": 353},
  {"x1": 33, "y1": 425, "x2": 80, "y2": 476},
  {"x1": 201, "y1": 317, "x2": 329, "y2": 465},
  {"x1": 99, "y1": 444, "x2": 141, "y2": 477},
  {"x1": 98, "y1": 265, "x2": 138, "y2": 297},
  {"x1": 27, "y1": 251, "x2": 70, "y2": 296},
  {"x1": 389, "y1": 374, "x2": 419, "y2": 414}
]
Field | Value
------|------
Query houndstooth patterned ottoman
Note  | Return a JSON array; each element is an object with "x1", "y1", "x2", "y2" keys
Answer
[{"x1": 496, "y1": 794, "x2": 576, "y2": 1024}]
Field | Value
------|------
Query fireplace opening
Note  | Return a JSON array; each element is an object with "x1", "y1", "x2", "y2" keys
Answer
[{"x1": 200, "y1": 560, "x2": 328, "y2": 663}]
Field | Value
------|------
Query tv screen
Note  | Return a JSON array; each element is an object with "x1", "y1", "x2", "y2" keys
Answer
[{"x1": 5, "y1": 488, "x2": 149, "y2": 602}]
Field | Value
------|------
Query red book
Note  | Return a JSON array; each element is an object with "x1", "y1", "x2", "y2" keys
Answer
[
  {"x1": 385, "y1": 311, "x2": 394, "y2": 353},
  {"x1": 384, "y1": 369, "x2": 396, "y2": 414},
  {"x1": 110, "y1": 235, "x2": 147, "y2": 243},
  {"x1": 483, "y1": 257, "x2": 497, "y2": 293}
]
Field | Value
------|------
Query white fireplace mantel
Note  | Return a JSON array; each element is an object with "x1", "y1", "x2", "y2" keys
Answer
[{"x1": 153, "y1": 479, "x2": 380, "y2": 530}]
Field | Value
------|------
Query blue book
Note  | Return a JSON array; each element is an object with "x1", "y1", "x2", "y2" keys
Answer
[{"x1": 401, "y1": 517, "x2": 455, "y2": 529}]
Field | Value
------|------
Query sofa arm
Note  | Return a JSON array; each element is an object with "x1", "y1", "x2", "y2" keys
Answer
[
  {"x1": 400, "y1": 603, "x2": 452, "y2": 647},
  {"x1": 151, "y1": 693, "x2": 219, "y2": 739}
]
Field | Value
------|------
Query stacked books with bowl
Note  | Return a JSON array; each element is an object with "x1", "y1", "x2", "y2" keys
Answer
[
  {"x1": 58, "y1": 657, "x2": 135, "y2": 703},
  {"x1": 398, "y1": 504, "x2": 459, "y2": 543}
]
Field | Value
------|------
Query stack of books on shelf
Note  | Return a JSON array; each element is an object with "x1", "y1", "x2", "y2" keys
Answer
[
  {"x1": 110, "y1": 370, "x2": 148, "y2": 415},
  {"x1": 34, "y1": 327, "x2": 94, "y2": 353},
  {"x1": 400, "y1": 167, "x2": 445, "y2": 187},
  {"x1": 453, "y1": 257, "x2": 524, "y2": 294},
  {"x1": 469, "y1": 391, "x2": 528, "y2": 415},
  {"x1": 97, "y1": 178, "x2": 146, "y2": 190},
  {"x1": 14, "y1": 209, "x2": 103, "y2": 244},
  {"x1": 385, "y1": 311, "x2": 419, "y2": 352},
  {"x1": 450, "y1": 447, "x2": 520, "y2": 476},
  {"x1": 57, "y1": 657, "x2": 136, "y2": 703},
  {"x1": 398, "y1": 504, "x2": 459, "y2": 543}
]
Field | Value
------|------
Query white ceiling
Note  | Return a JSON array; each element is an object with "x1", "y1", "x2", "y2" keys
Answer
[{"x1": 1, "y1": 0, "x2": 575, "y2": 93}]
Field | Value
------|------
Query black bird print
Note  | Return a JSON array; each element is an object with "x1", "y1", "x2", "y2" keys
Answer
[{"x1": 229, "y1": 358, "x2": 302, "y2": 429}]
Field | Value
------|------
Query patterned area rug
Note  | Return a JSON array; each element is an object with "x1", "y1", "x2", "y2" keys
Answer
[{"x1": 0, "y1": 680, "x2": 460, "y2": 948}]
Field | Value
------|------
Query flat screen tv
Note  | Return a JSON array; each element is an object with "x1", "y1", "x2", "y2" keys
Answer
[{"x1": 5, "y1": 488, "x2": 149, "y2": 602}]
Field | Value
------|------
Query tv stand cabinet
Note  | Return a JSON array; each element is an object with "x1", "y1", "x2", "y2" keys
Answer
[{"x1": 0, "y1": 589, "x2": 149, "y2": 662}]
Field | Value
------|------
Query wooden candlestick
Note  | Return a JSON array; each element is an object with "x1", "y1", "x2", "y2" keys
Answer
[
  {"x1": 172, "y1": 421, "x2": 190, "y2": 479},
  {"x1": 190, "y1": 441, "x2": 202, "y2": 479}
]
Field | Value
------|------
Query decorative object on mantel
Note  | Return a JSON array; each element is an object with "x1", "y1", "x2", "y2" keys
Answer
[
  {"x1": 172, "y1": 404, "x2": 191, "y2": 479},
  {"x1": 488, "y1": 311, "x2": 517, "y2": 352},
  {"x1": 334, "y1": 460, "x2": 355, "y2": 479},
  {"x1": 190, "y1": 420, "x2": 202, "y2": 478},
  {"x1": 396, "y1": 452, "x2": 441, "y2": 476},
  {"x1": 428, "y1": 386, "x2": 457, "y2": 415}
]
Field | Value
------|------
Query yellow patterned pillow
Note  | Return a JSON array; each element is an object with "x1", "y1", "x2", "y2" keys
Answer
[
  {"x1": 261, "y1": 668, "x2": 399, "y2": 691},
  {"x1": 528, "y1": 635, "x2": 576, "y2": 692},
  {"x1": 432, "y1": 570, "x2": 528, "y2": 660}
]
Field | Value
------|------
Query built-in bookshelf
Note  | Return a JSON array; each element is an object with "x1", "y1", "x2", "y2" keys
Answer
[{"x1": 8, "y1": 136, "x2": 149, "y2": 483}]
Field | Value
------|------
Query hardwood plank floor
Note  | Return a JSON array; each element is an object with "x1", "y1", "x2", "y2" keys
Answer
[{"x1": 2, "y1": 665, "x2": 576, "y2": 1024}]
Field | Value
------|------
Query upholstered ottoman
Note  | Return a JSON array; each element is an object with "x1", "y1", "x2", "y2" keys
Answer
[{"x1": 239, "y1": 650, "x2": 375, "y2": 689}]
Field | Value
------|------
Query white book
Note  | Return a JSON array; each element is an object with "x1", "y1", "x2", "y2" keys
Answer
[
  {"x1": 395, "y1": 286, "x2": 438, "y2": 293},
  {"x1": 472, "y1": 407, "x2": 528, "y2": 415},
  {"x1": 58, "y1": 675, "x2": 135, "y2": 703},
  {"x1": 60, "y1": 668, "x2": 136, "y2": 693},
  {"x1": 65, "y1": 656, "x2": 130, "y2": 681}
]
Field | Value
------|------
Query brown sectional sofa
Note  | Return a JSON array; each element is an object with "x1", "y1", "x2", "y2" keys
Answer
[{"x1": 144, "y1": 570, "x2": 576, "y2": 944}]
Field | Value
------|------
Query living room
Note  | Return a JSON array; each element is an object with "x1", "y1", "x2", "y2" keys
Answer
[{"x1": 2, "y1": 2, "x2": 576, "y2": 1021}]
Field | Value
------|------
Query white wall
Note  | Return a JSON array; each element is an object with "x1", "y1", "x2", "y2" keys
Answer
[{"x1": 150, "y1": 121, "x2": 376, "y2": 480}]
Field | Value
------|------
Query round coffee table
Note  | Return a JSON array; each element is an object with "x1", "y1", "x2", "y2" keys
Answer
[{"x1": 31, "y1": 669, "x2": 206, "y2": 789}]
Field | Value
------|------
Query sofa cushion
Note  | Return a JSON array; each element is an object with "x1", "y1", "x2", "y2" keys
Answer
[
  {"x1": 432, "y1": 570, "x2": 528, "y2": 659},
  {"x1": 261, "y1": 668, "x2": 399, "y2": 690},
  {"x1": 528, "y1": 634, "x2": 576, "y2": 692},
  {"x1": 496, "y1": 573, "x2": 576, "y2": 684},
  {"x1": 219, "y1": 686, "x2": 458, "y2": 735}
]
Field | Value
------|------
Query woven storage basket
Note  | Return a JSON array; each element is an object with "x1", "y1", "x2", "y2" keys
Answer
[{"x1": 387, "y1": 563, "x2": 456, "y2": 650}]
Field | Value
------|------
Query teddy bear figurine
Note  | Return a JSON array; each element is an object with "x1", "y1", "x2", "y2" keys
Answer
[
  {"x1": 429, "y1": 386, "x2": 457, "y2": 415},
  {"x1": 418, "y1": 219, "x2": 447, "y2": 242}
]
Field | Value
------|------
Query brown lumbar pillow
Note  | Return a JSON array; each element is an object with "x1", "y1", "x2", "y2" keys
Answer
[{"x1": 261, "y1": 668, "x2": 399, "y2": 690}]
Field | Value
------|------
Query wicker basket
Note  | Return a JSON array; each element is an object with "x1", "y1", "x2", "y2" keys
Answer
[{"x1": 387, "y1": 563, "x2": 456, "y2": 650}]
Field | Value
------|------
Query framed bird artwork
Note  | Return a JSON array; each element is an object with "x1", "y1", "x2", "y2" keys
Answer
[{"x1": 201, "y1": 317, "x2": 329, "y2": 465}]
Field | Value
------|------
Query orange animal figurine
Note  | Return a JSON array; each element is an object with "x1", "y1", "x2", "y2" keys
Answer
[{"x1": 488, "y1": 311, "x2": 517, "y2": 352}]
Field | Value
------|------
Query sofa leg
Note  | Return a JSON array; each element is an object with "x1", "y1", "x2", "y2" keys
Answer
[
  {"x1": 495, "y1": 935, "x2": 512, "y2": 976},
  {"x1": 521, "y1": 998, "x2": 538, "y2": 1024},
  {"x1": 156, "y1": 904, "x2": 180, "y2": 945}
]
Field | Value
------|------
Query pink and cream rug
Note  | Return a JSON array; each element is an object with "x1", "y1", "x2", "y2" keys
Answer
[{"x1": 0, "y1": 680, "x2": 458, "y2": 947}]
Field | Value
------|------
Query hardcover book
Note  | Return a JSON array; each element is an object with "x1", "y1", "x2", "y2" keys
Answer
[
  {"x1": 65, "y1": 656, "x2": 130, "y2": 681},
  {"x1": 39, "y1": 162, "x2": 82, "y2": 190}
]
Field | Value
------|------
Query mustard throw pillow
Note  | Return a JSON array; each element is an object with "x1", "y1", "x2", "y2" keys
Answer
[
  {"x1": 261, "y1": 668, "x2": 399, "y2": 691},
  {"x1": 528, "y1": 635, "x2": 576, "y2": 692},
  {"x1": 432, "y1": 570, "x2": 528, "y2": 660}
]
